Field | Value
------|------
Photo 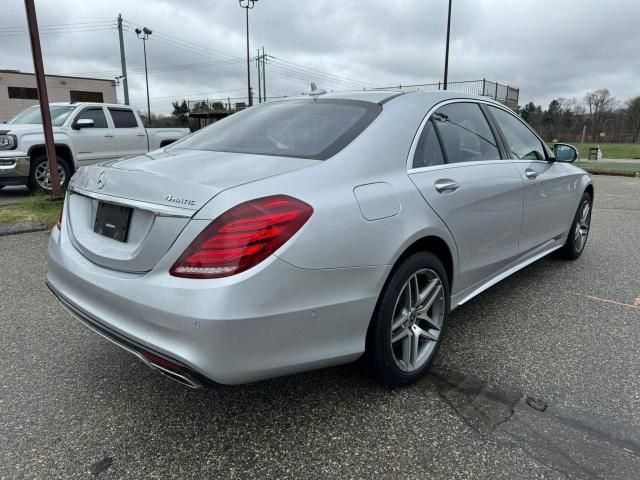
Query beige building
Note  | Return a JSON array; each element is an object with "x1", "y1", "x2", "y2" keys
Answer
[{"x1": 0, "y1": 69, "x2": 117, "y2": 122}]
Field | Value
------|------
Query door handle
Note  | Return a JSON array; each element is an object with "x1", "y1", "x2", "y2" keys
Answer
[
  {"x1": 136, "y1": 132, "x2": 146, "y2": 137},
  {"x1": 104, "y1": 134, "x2": 114, "y2": 138},
  {"x1": 525, "y1": 168, "x2": 538, "y2": 180},
  {"x1": 434, "y1": 179, "x2": 460, "y2": 193}
]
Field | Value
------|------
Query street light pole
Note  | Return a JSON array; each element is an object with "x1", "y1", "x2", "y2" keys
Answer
[
  {"x1": 443, "y1": 0, "x2": 452, "y2": 90},
  {"x1": 239, "y1": 0, "x2": 258, "y2": 107},
  {"x1": 135, "y1": 27, "x2": 153, "y2": 125}
]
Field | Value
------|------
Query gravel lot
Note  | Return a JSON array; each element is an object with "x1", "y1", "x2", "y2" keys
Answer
[{"x1": 1, "y1": 175, "x2": 639, "y2": 479}]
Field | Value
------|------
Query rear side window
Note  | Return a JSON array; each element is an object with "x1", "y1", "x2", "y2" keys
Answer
[
  {"x1": 76, "y1": 108, "x2": 108, "y2": 128},
  {"x1": 432, "y1": 103, "x2": 500, "y2": 163},
  {"x1": 488, "y1": 106, "x2": 546, "y2": 160},
  {"x1": 412, "y1": 119, "x2": 445, "y2": 168},
  {"x1": 169, "y1": 99, "x2": 381, "y2": 160},
  {"x1": 108, "y1": 108, "x2": 138, "y2": 128}
]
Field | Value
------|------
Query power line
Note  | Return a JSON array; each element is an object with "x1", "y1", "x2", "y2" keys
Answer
[
  {"x1": 122, "y1": 19, "x2": 238, "y2": 61},
  {"x1": 270, "y1": 56, "x2": 378, "y2": 89},
  {"x1": 65, "y1": 57, "x2": 250, "y2": 78},
  {"x1": 122, "y1": 19, "x2": 373, "y2": 92},
  {"x1": 0, "y1": 20, "x2": 114, "y2": 31},
  {"x1": 148, "y1": 88, "x2": 248, "y2": 100},
  {"x1": 0, "y1": 27, "x2": 117, "y2": 37},
  {"x1": 266, "y1": 62, "x2": 365, "y2": 90},
  {"x1": 0, "y1": 19, "x2": 116, "y2": 36}
]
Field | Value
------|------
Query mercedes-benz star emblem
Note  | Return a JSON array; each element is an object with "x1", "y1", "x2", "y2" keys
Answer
[{"x1": 96, "y1": 170, "x2": 107, "y2": 189}]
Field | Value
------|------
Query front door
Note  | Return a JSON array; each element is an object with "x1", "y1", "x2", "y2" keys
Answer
[
  {"x1": 409, "y1": 101, "x2": 524, "y2": 292},
  {"x1": 486, "y1": 105, "x2": 575, "y2": 255}
]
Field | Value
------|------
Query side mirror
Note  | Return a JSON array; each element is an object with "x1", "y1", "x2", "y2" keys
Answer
[
  {"x1": 73, "y1": 118, "x2": 95, "y2": 130},
  {"x1": 553, "y1": 143, "x2": 578, "y2": 163}
]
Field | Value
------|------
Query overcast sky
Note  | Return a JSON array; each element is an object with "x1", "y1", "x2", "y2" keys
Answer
[{"x1": 2, "y1": 0, "x2": 639, "y2": 114}]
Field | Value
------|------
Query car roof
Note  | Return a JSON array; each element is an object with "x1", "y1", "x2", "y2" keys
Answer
[
  {"x1": 275, "y1": 89, "x2": 507, "y2": 108},
  {"x1": 48, "y1": 102, "x2": 130, "y2": 109}
]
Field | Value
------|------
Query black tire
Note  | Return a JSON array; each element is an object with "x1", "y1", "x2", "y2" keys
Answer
[
  {"x1": 558, "y1": 191, "x2": 592, "y2": 260},
  {"x1": 28, "y1": 155, "x2": 70, "y2": 193},
  {"x1": 366, "y1": 251, "x2": 450, "y2": 387}
]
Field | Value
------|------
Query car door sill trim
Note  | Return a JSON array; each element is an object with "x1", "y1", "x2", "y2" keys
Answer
[{"x1": 453, "y1": 242, "x2": 563, "y2": 308}]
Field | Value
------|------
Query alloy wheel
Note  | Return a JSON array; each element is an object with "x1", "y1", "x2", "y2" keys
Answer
[
  {"x1": 390, "y1": 268, "x2": 445, "y2": 372},
  {"x1": 574, "y1": 199, "x2": 591, "y2": 252},
  {"x1": 35, "y1": 161, "x2": 66, "y2": 191}
]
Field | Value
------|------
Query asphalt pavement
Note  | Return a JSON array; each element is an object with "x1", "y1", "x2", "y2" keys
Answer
[
  {"x1": 0, "y1": 185, "x2": 30, "y2": 205},
  {"x1": 1, "y1": 175, "x2": 639, "y2": 479}
]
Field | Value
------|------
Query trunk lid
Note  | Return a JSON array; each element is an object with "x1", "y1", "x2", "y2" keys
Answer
[{"x1": 67, "y1": 149, "x2": 317, "y2": 272}]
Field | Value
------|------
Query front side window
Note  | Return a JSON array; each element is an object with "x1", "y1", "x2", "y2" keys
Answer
[
  {"x1": 168, "y1": 99, "x2": 381, "y2": 160},
  {"x1": 412, "y1": 119, "x2": 445, "y2": 168},
  {"x1": 76, "y1": 108, "x2": 108, "y2": 128},
  {"x1": 488, "y1": 106, "x2": 546, "y2": 160},
  {"x1": 432, "y1": 103, "x2": 500, "y2": 163},
  {"x1": 108, "y1": 109, "x2": 139, "y2": 128},
  {"x1": 8, "y1": 105, "x2": 76, "y2": 126}
]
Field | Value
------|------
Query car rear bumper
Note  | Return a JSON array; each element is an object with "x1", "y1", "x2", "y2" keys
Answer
[
  {"x1": 47, "y1": 223, "x2": 388, "y2": 385},
  {"x1": 46, "y1": 280, "x2": 212, "y2": 388},
  {"x1": 0, "y1": 156, "x2": 30, "y2": 185}
]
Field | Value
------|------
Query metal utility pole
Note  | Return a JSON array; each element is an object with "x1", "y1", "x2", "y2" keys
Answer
[
  {"x1": 256, "y1": 49, "x2": 262, "y2": 103},
  {"x1": 262, "y1": 47, "x2": 266, "y2": 101},
  {"x1": 117, "y1": 14, "x2": 130, "y2": 105},
  {"x1": 239, "y1": 0, "x2": 258, "y2": 107},
  {"x1": 443, "y1": 0, "x2": 452, "y2": 90},
  {"x1": 135, "y1": 27, "x2": 152, "y2": 125},
  {"x1": 24, "y1": 0, "x2": 61, "y2": 197}
]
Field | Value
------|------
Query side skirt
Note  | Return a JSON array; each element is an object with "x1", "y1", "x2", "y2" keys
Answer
[{"x1": 451, "y1": 240, "x2": 564, "y2": 309}]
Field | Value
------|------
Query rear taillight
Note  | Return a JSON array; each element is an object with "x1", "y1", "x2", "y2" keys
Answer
[{"x1": 170, "y1": 195, "x2": 313, "y2": 279}]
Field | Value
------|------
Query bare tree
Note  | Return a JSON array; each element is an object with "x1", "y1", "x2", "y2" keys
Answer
[
  {"x1": 625, "y1": 96, "x2": 640, "y2": 143},
  {"x1": 584, "y1": 88, "x2": 618, "y2": 141}
]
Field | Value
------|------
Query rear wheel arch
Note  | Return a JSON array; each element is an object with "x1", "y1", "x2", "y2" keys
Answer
[
  {"x1": 366, "y1": 234, "x2": 455, "y2": 341},
  {"x1": 391, "y1": 235, "x2": 454, "y2": 291}
]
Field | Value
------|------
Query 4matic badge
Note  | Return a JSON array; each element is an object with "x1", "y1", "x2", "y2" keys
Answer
[{"x1": 164, "y1": 194, "x2": 196, "y2": 206}]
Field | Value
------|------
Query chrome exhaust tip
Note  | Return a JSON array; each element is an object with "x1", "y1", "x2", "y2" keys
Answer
[{"x1": 145, "y1": 361, "x2": 202, "y2": 389}]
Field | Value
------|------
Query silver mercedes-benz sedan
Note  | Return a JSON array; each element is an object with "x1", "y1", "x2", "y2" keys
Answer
[{"x1": 47, "y1": 90, "x2": 593, "y2": 388}]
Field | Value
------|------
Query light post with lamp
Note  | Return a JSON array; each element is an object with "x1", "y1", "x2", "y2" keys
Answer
[
  {"x1": 135, "y1": 27, "x2": 153, "y2": 125},
  {"x1": 238, "y1": 0, "x2": 258, "y2": 106}
]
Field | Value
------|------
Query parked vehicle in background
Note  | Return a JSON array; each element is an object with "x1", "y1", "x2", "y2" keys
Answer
[
  {"x1": 47, "y1": 91, "x2": 592, "y2": 389},
  {"x1": 0, "y1": 103, "x2": 190, "y2": 192}
]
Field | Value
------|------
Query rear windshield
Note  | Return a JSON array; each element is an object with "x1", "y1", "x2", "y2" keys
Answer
[{"x1": 168, "y1": 99, "x2": 381, "y2": 160}]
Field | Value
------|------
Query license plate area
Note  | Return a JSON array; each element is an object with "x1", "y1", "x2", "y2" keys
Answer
[{"x1": 94, "y1": 201, "x2": 132, "y2": 242}]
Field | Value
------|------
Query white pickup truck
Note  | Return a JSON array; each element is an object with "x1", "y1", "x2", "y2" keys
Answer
[{"x1": 0, "y1": 102, "x2": 190, "y2": 192}]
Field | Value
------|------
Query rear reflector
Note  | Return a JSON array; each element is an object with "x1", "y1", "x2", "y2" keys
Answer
[
  {"x1": 170, "y1": 195, "x2": 313, "y2": 279},
  {"x1": 142, "y1": 351, "x2": 182, "y2": 371}
]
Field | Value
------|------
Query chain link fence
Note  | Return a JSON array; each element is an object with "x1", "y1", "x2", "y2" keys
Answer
[
  {"x1": 187, "y1": 80, "x2": 520, "y2": 129},
  {"x1": 376, "y1": 79, "x2": 519, "y2": 108}
]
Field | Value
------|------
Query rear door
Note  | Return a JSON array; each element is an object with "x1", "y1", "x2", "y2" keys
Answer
[
  {"x1": 408, "y1": 101, "x2": 524, "y2": 292},
  {"x1": 70, "y1": 106, "x2": 117, "y2": 165},
  {"x1": 486, "y1": 105, "x2": 575, "y2": 255},
  {"x1": 107, "y1": 107, "x2": 148, "y2": 157}
]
